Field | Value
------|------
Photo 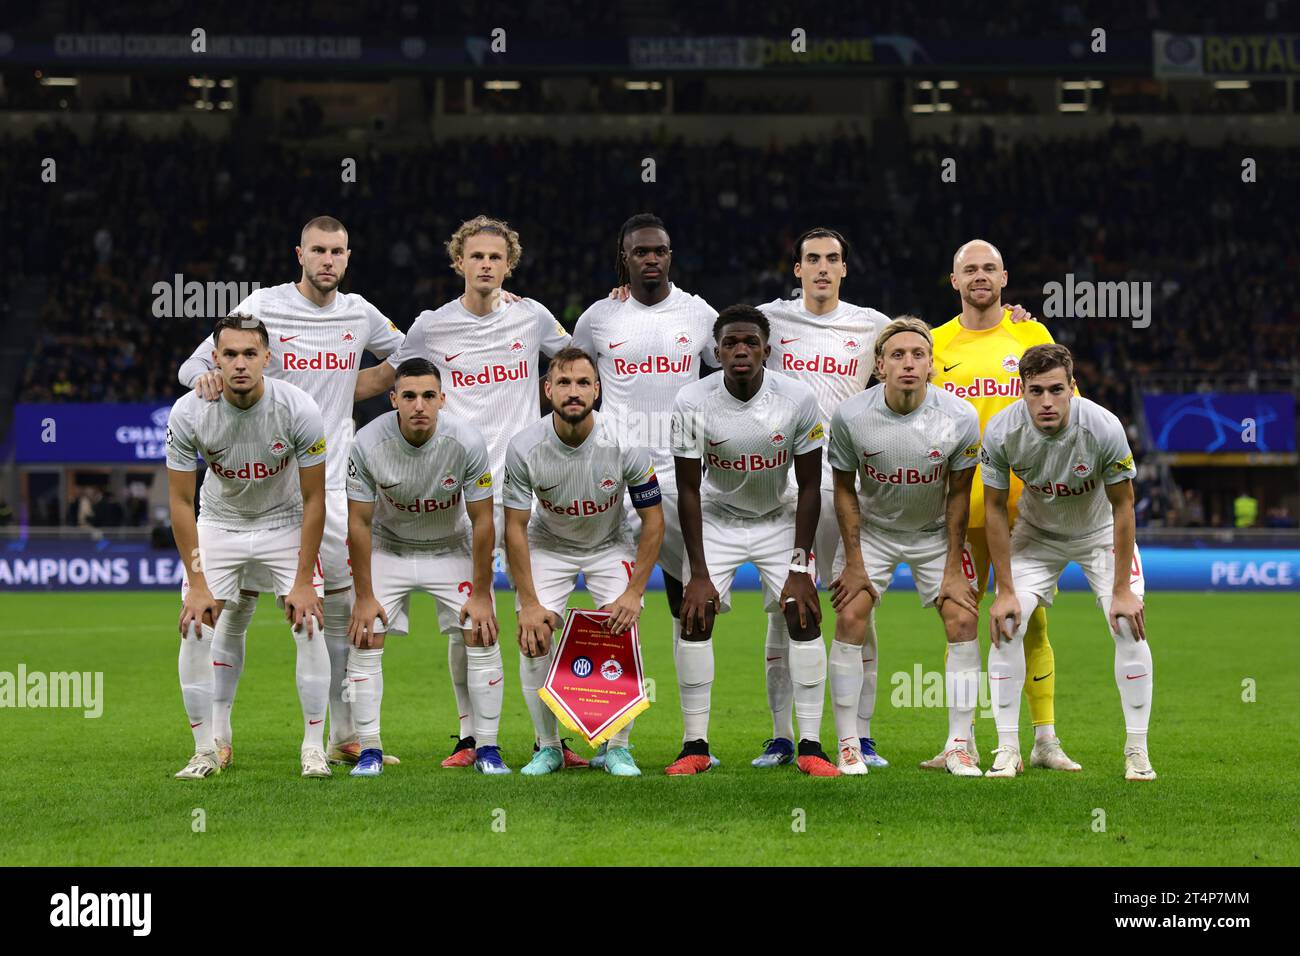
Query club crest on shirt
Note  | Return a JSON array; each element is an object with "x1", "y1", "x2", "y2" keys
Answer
[
  {"x1": 269, "y1": 438, "x2": 289, "y2": 456},
  {"x1": 842, "y1": 337, "x2": 862, "y2": 354},
  {"x1": 597, "y1": 475, "x2": 618, "y2": 493},
  {"x1": 508, "y1": 339, "x2": 525, "y2": 354},
  {"x1": 672, "y1": 330, "x2": 693, "y2": 351},
  {"x1": 1072, "y1": 462, "x2": 1092, "y2": 478},
  {"x1": 1001, "y1": 354, "x2": 1020, "y2": 373},
  {"x1": 925, "y1": 447, "x2": 944, "y2": 463},
  {"x1": 341, "y1": 329, "x2": 356, "y2": 343},
  {"x1": 770, "y1": 431, "x2": 788, "y2": 448},
  {"x1": 440, "y1": 473, "x2": 461, "y2": 491}
]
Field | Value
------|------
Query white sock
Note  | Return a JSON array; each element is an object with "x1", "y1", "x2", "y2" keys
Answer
[
  {"x1": 1034, "y1": 722, "x2": 1056, "y2": 742},
  {"x1": 988, "y1": 592, "x2": 1035, "y2": 750},
  {"x1": 467, "y1": 643, "x2": 504, "y2": 747},
  {"x1": 828, "y1": 639, "x2": 863, "y2": 749},
  {"x1": 346, "y1": 646, "x2": 384, "y2": 750},
  {"x1": 945, "y1": 640, "x2": 981, "y2": 752},
  {"x1": 292, "y1": 624, "x2": 331, "y2": 751},
  {"x1": 677, "y1": 638, "x2": 714, "y2": 743},
  {"x1": 764, "y1": 613, "x2": 795, "y2": 741},
  {"x1": 858, "y1": 606, "x2": 879, "y2": 739},
  {"x1": 788, "y1": 636, "x2": 827, "y2": 744},
  {"x1": 179, "y1": 623, "x2": 216, "y2": 752},
  {"x1": 210, "y1": 592, "x2": 255, "y2": 742},
  {"x1": 448, "y1": 632, "x2": 474, "y2": 739},
  {"x1": 1103, "y1": 597, "x2": 1154, "y2": 751},
  {"x1": 519, "y1": 650, "x2": 558, "y2": 748},
  {"x1": 322, "y1": 590, "x2": 356, "y2": 747},
  {"x1": 609, "y1": 719, "x2": 633, "y2": 749}
]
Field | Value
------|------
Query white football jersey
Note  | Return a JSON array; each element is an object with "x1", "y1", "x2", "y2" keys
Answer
[
  {"x1": 166, "y1": 377, "x2": 326, "y2": 532},
  {"x1": 761, "y1": 295, "x2": 890, "y2": 489},
  {"x1": 571, "y1": 284, "x2": 719, "y2": 490},
  {"x1": 387, "y1": 296, "x2": 570, "y2": 492},
  {"x1": 980, "y1": 396, "x2": 1137, "y2": 538},
  {"x1": 346, "y1": 410, "x2": 493, "y2": 556},
  {"x1": 179, "y1": 282, "x2": 404, "y2": 491},
  {"x1": 828, "y1": 384, "x2": 981, "y2": 533},
  {"x1": 671, "y1": 371, "x2": 824, "y2": 520},
  {"x1": 503, "y1": 411, "x2": 659, "y2": 554}
]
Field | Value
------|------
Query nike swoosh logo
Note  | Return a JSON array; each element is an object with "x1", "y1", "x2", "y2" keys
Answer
[
  {"x1": 444, "y1": 352, "x2": 463, "y2": 362},
  {"x1": 379, "y1": 481, "x2": 400, "y2": 489},
  {"x1": 205, "y1": 448, "x2": 227, "y2": 457},
  {"x1": 766, "y1": 656, "x2": 782, "y2": 662},
  {"x1": 708, "y1": 439, "x2": 729, "y2": 447},
  {"x1": 780, "y1": 337, "x2": 800, "y2": 345},
  {"x1": 943, "y1": 363, "x2": 962, "y2": 372},
  {"x1": 863, "y1": 451, "x2": 883, "y2": 459},
  {"x1": 1032, "y1": 671, "x2": 1054, "y2": 682},
  {"x1": 309, "y1": 718, "x2": 323, "y2": 725},
  {"x1": 1126, "y1": 674, "x2": 1148, "y2": 680},
  {"x1": 488, "y1": 677, "x2": 503, "y2": 686},
  {"x1": 608, "y1": 340, "x2": 628, "y2": 349},
  {"x1": 280, "y1": 335, "x2": 299, "y2": 343},
  {"x1": 213, "y1": 661, "x2": 233, "y2": 668},
  {"x1": 537, "y1": 484, "x2": 559, "y2": 493},
  {"x1": 190, "y1": 721, "x2": 203, "y2": 728},
  {"x1": 862, "y1": 658, "x2": 874, "y2": 663}
]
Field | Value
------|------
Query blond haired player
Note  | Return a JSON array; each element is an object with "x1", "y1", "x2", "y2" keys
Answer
[
  {"x1": 385, "y1": 215, "x2": 577, "y2": 768},
  {"x1": 827, "y1": 318, "x2": 983, "y2": 775},
  {"x1": 982, "y1": 345, "x2": 1154, "y2": 782},
  {"x1": 923, "y1": 239, "x2": 1080, "y2": 773},
  {"x1": 177, "y1": 216, "x2": 405, "y2": 770}
]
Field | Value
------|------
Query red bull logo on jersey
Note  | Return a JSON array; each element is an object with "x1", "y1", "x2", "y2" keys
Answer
[
  {"x1": 863, "y1": 462, "x2": 944, "y2": 485},
  {"x1": 268, "y1": 438, "x2": 288, "y2": 456},
  {"x1": 1023, "y1": 477, "x2": 1097, "y2": 498},
  {"x1": 672, "y1": 331, "x2": 694, "y2": 351},
  {"x1": 598, "y1": 476, "x2": 618, "y2": 492},
  {"x1": 509, "y1": 339, "x2": 525, "y2": 354},
  {"x1": 706, "y1": 448, "x2": 789, "y2": 472},
  {"x1": 770, "y1": 431, "x2": 787, "y2": 448},
  {"x1": 281, "y1": 350, "x2": 358, "y2": 372},
  {"x1": 210, "y1": 456, "x2": 292, "y2": 481},
  {"x1": 449, "y1": 360, "x2": 530, "y2": 388},
  {"x1": 780, "y1": 353, "x2": 860, "y2": 378},
  {"x1": 341, "y1": 329, "x2": 356, "y2": 343},
  {"x1": 440, "y1": 474, "x2": 460, "y2": 491},
  {"x1": 384, "y1": 489, "x2": 462, "y2": 513},
  {"x1": 612, "y1": 354, "x2": 694, "y2": 377},
  {"x1": 842, "y1": 338, "x2": 862, "y2": 354},
  {"x1": 1001, "y1": 354, "x2": 1020, "y2": 373},
  {"x1": 538, "y1": 490, "x2": 620, "y2": 517},
  {"x1": 1072, "y1": 462, "x2": 1092, "y2": 478},
  {"x1": 926, "y1": 448, "x2": 944, "y2": 462},
  {"x1": 942, "y1": 377, "x2": 1022, "y2": 399}
]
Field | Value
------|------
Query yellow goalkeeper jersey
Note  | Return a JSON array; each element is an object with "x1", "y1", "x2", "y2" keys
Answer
[{"x1": 931, "y1": 308, "x2": 1058, "y2": 527}]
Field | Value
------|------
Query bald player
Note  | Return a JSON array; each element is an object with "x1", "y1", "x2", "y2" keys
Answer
[{"x1": 925, "y1": 239, "x2": 1080, "y2": 772}]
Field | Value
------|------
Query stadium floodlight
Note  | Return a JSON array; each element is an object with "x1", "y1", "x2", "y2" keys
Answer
[
  {"x1": 482, "y1": 80, "x2": 521, "y2": 91},
  {"x1": 1214, "y1": 80, "x2": 1251, "y2": 90}
]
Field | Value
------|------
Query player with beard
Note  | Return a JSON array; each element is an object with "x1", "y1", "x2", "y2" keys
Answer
[
  {"x1": 385, "y1": 216, "x2": 576, "y2": 771},
  {"x1": 571, "y1": 213, "x2": 720, "y2": 769},
  {"x1": 924, "y1": 239, "x2": 1080, "y2": 773},
  {"x1": 669, "y1": 306, "x2": 837, "y2": 776},
  {"x1": 503, "y1": 348, "x2": 664, "y2": 777},
  {"x1": 177, "y1": 217, "x2": 404, "y2": 770}
]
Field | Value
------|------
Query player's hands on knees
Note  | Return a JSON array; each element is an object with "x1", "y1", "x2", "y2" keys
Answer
[
  {"x1": 1108, "y1": 588, "x2": 1146, "y2": 641},
  {"x1": 937, "y1": 571, "x2": 980, "y2": 618},
  {"x1": 988, "y1": 591, "x2": 1022, "y2": 647},
  {"x1": 680, "y1": 575, "x2": 719, "y2": 636},
  {"x1": 286, "y1": 584, "x2": 324, "y2": 638},
  {"x1": 602, "y1": 589, "x2": 642, "y2": 635},
  {"x1": 517, "y1": 602, "x2": 555, "y2": 657},
  {"x1": 830, "y1": 563, "x2": 878, "y2": 612},
  {"x1": 193, "y1": 370, "x2": 225, "y2": 402},
  {"x1": 1007, "y1": 303, "x2": 1035, "y2": 324},
  {"x1": 460, "y1": 593, "x2": 499, "y2": 645},
  {"x1": 349, "y1": 594, "x2": 388, "y2": 647},
  {"x1": 780, "y1": 572, "x2": 822, "y2": 630},
  {"x1": 179, "y1": 586, "x2": 220, "y2": 637}
]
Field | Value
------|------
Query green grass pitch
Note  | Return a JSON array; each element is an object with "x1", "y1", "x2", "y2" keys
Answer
[{"x1": 1, "y1": 589, "x2": 1297, "y2": 866}]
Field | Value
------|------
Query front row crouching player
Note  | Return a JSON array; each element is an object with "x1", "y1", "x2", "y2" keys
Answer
[
  {"x1": 670, "y1": 305, "x2": 839, "y2": 776},
  {"x1": 828, "y1": 318, "x2": 984, "y2": 775},
  {"x1": 343, "y1": 359, "x2": 504, "y2": 776},
  {"x1": 504, "y1": 348, "x2": 665, "y2": 777},
  {"x1": 168, "y1": 315, "x2": 330, "y2": 779},
  {"x1": 983, "y1": 344, "x2": 1155, "y2": 782}
]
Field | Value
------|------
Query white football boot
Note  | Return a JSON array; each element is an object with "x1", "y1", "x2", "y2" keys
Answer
[
  {"x1": 984, "y1": 745, "x2": 1023, "y2": 778},
  {"x1": 837, "y1": 744, "x2": 870, "y2": 776},
  {"x1": 1030, "y1": 736, "x2": 1082, "y2": 771},
  {"x1": 1124, "y1": 747, "x2": 1157, "y2": 782},
  {"x1": 943, "y1": 747, "x2": 982, "y2": 777},
  {"x1": 301, "y1": 747, "x2": 331, "y2": 778},
  {"x1": 175, "y1": 750, "x2": 221, "y2": 780},
  {"x1": 920, "y1": 729, "x2": 979, "y2": 770}
]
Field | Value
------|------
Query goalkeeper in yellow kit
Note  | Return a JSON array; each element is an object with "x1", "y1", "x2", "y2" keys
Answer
[{"x1": 922, "y1": 239, "x2": 1081, "y2": 772}]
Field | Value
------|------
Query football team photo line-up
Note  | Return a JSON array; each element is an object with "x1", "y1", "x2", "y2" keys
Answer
[{"x1": 166, "y1": 213, "x2": 1154, "y2": 783}]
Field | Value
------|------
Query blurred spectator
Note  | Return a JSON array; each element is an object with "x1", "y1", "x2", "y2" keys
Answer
[
  {"x1": 1264, "y1": 504, "x2": 1298, "y2": 529},
  {"x1": 1233, "y1": 492, "x2": 1259, "y2": 528}
]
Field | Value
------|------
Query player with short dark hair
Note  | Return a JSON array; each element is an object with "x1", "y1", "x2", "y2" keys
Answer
[{"x1": 668, "y1": 305, "x2": 838, "y2": 776}]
